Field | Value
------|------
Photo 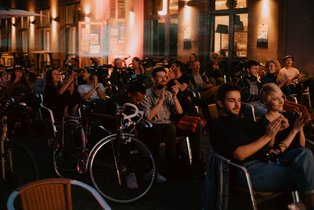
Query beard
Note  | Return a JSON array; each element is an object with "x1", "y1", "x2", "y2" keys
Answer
[
  {"x1": 154, "y1": 83, "x2": 166, "y2": 90},
  {"x1": 222, "y1": 106, "x2": 240, "y2": 117}
]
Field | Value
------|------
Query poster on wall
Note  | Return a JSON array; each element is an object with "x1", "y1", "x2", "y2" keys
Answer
[
  {"x1": 78, "y1": 22, "x2": 103, "y2": 57},
  {"x1": 257, "y1": 24, "x2": 268, "y2": 48},
  {"x1": 107, "y1": 18, "x2": 126, "y2": 64}
]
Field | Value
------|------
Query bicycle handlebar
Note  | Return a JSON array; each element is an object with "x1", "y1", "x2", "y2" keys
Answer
[{"x1": 120, "y1": 103, "x2": 143, "y2": 122}]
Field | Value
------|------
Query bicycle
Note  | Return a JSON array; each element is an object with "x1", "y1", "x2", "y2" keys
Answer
[
  {"x1": 0, "y1": 98, "x2": 38, "y2": 188},
  {"x1": 44, "y1": 100, "x2": 156, "y2": 203}
]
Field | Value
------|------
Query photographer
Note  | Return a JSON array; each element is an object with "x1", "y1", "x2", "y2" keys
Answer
[{"x1": 43, "y1": 68, "x2": 78, "y2": 121}]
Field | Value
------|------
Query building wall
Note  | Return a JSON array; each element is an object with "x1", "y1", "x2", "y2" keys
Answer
[
  {"x1": 177, "y1": 5, "x2": 200, "y2": 62},
  {"x1": 248, "y1": 0, "x2": 280, "y2": 63},
  {"x1": 284, "y1": 0, "x2": 314, "y2": 74}
]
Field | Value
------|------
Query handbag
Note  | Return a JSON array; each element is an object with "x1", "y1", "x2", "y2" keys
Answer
[{"x1": 176, "y1": 115, "x2": 204, "y2": 133}]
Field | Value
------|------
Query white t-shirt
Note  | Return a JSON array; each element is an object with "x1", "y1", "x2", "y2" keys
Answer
[
  {"x1": 77, "y1": 83, "x2": 105, "y2": 100},
  {"x1": 277, "y1": 67, "x2": 300, "y2": 85}
]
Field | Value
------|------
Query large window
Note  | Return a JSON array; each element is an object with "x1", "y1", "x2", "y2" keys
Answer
[
  {"x1": 210, "y1": 0, "x2": 248, "y2": 74},
  {"x1": 144, "y1": 0, "x2": 178, "y2": 58},
  {"x1": 214, "y1": 13, "x2": 248, "y2": 57}
]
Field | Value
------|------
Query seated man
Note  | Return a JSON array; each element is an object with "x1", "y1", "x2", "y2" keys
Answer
[
  {"x1": 238, "y1": 60, "x2": 266, "y2": 117},
  {"x1": 140, "y1": 67, "x2": 203, "y2": 179},
  {"x1": 189, "y1": 60, "x2": 218, "y2": 104},
  {"x1": 209, "y1": 83, "x2": 314, "y2": 209},
  {"x1": 277, "y1": 55, "x2": 314, "y2": 105}
]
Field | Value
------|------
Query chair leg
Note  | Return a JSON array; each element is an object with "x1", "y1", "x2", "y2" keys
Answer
[
  {"x1": 185, "y1": 137, "x2": 192, "y2": 165},
  {"x1": 292, "y1": 191, "x2": 300, "y2": 203},
  {"x1": 307, "y1": 93, "x2": 312, "y2": 108}
]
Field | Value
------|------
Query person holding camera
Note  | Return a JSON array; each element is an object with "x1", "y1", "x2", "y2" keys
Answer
[
  {"x1": 43, "y1": 68, "x2": 77, "y2": 121},
  {"x1": 77, "y1": 68, "x2": 107, "y2": 101}
]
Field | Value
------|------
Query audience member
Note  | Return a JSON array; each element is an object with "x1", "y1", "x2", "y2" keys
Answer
[
  {"x1": 140, "y1": 67, "x2": 203, "y2": 180},
  {"x1": 189, "y1": 60, "x2": 218, "y2": 104},
  {"x1": 7, "y1": 66, "x2": 32, "y2": 103},
  {"x1": 77, "y1": 68, "x2": 107, "y2": 101},
  {"x1": 238, "y1": 60, "x2": 266, "y2": 117},
  {"x1": 210, "y1": 83, "x2": 314, "y2": 209},
  {"x1": 258, "y1": 83, "x2": 307, "y2": 157},
  {"x1": 185, "y1": 53, "x2": 198, "y2": 74},
  {"x1": 43, "y1": 68, "x2": 77, "y2": 121},
  {"x1": 277, "y1": 55, "x2": 314, "y2": 105},
  {"x1": 205, "y1": 52, "x2": 225, "y2": 86},
  {"x1": 0, "y1": 64, "x2": 10, "y2": 96},
  {"x1": 167, "y1": 60, "x2": 195, "y2": 115}
]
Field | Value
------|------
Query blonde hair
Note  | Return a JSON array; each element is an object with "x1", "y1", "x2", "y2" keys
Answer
[{"x1": 260, "y1": 83, "x2": 282, "y2": 105}]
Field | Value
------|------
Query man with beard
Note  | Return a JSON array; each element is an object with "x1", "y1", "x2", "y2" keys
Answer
[
  {"x1": 141, "y1": 67, "x2": 203, "y2": 181},
  {"x1": 140, "y1": 67, "x2": 182, "y2": 181},
  {"x1": 238, "y1": 60, "x2": 266, "y2": 117},
  {"x1": 209, "y1": 83, "x2": 314, "y2": 210}
]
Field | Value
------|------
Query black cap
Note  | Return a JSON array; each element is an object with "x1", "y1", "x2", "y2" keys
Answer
[{"x1": 283, "y1": 55, "x2": 294, "y2": 61}]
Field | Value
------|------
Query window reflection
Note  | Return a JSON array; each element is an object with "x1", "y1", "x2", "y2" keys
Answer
[{"x1": 234, "y1": 14, "x2": 248, "y2": 57}]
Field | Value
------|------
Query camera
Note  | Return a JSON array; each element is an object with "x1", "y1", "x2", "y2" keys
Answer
[{"x1": 265, "y1": 150, "x2": 280, "y2": 164}]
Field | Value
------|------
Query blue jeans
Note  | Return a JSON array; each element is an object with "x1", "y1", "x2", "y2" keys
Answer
[{"x1": 234, "y1": 148, "x2": 314, "y2": 196}]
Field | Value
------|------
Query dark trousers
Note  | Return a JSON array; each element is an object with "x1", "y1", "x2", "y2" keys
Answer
[{"x1": 137, "y1": 123, "x2": 176, "y2": 168}]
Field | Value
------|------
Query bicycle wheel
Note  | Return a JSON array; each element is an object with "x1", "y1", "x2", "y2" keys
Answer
[
  {"x1": 89, "y1": 134, "x2": 156, "y2": 203},
  {"x1": 1, "y1": 142, "x2": 38, "y2": 188},
  {"x1": 53, "y1": 120, "x2": 86, "y2": 178}
]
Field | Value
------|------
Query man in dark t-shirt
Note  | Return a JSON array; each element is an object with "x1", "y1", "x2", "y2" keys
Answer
[{"x1": 167, "y1": 61, "x2": 195, "y2": 115}]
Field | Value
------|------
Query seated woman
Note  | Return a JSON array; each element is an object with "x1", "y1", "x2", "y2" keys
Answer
[
  {"x1": 261, "y1": 60, "x2": 311, "y2": 122},
  {"x1": 6, "y1": 66, "x2": 34, "y2": 131},
  {"x1": 7, "y1": 66, "x2": 32, "y2": 102},
  {"x1": 262, "y1": 59, "x2": 291, "y2": 98},
  {"x1": 77, "y1": 68, "x2": 107, "y2": 113},
  {"x1": 258, "y1": 83, "x2": 308, "y2": 160},
  {"x1": 130, "y1": 57, "x2": 152, "y2": 88},
  {"x1": 43, "y1": 68, "x2": 77, "y2": 122}
]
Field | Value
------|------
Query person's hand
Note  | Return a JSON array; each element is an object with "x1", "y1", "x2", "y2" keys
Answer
[
  {"x1": 278, "y1": 115, "x2": 289, "y2": 131},
  {"x1": 174, "y1": 79, "x2": 180, "y2": 86},
  {"x1": 293, "y1": 113, "x2": 307, "y2": 132},
  {"x1": 68, "y1": 71, "x2": 77, "y2": 82},
  {"x1": 92, "y1": 75, "x2": 99, "y2": 88},
  {"x1": 159, "y1": 88, "x2": 166, "y2": 103},
  {"x1": 298, "y1": 72, "x2": 305, "y2": 79},
  {"x1": 265, "y1": 117, "x2": 282, "y2": 140},
  {"x1": 171, "y1": 85, "x2": 179, "y2": 97}
]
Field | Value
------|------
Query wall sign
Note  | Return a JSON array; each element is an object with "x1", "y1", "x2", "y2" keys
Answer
[{"x1": 257, "y1": 24, "x2": 268, "y2": 48}]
